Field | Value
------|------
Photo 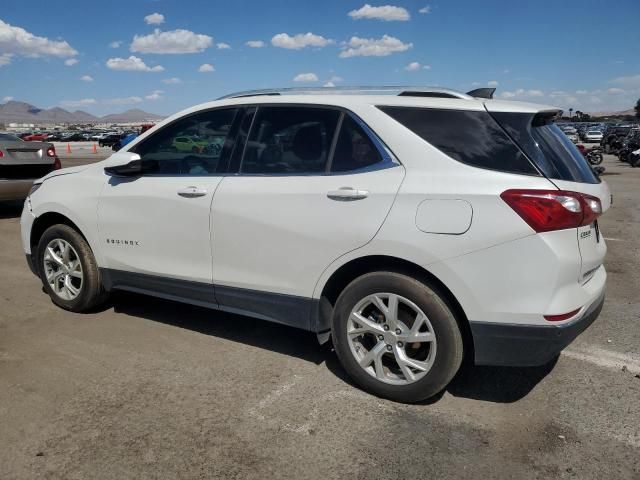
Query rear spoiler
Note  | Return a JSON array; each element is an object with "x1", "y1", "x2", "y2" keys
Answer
[{"x1": 466, "y1": 88, "x2": 496, "y2": 99}]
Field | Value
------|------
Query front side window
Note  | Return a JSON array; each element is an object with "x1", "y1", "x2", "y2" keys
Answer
[
  {"x1": 133, "y1": 108, "x2": 239, "y2": 175},
  {"x1": 241, "y1": 106, "x2": 340, "y2": 174}
]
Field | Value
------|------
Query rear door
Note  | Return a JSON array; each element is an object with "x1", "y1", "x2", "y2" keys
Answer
[
  {"x1": 210, "y1": 105, "x2": 404, "y2": 324},
  {"x1": 489, "y1": 109, "x2": 611, "y2": 282}
]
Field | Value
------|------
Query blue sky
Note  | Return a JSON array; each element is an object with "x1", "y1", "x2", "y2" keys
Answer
[{"x1": 1, "y1": 0, "x2": 639, "y2": 116}]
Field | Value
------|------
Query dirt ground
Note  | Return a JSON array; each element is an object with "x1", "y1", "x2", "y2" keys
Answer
[{"x1": 1, "y1": 153, "x2": 638, "y2": 479}]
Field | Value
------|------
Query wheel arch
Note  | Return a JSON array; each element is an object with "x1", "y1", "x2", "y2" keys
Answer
[
  {"x1": 30, "y1": 212, "x2": 92, "y2": 272},
  {"x1": 314, "y1": 255, "x2": 474, "y2": 362}
]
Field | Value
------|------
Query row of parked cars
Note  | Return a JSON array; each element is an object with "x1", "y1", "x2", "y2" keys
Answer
[
  {"x1": 559, "y1": 123, "x2": 604, "y2": 143},
  {"x1": 15, "y1": 126, "x2": 155, "y2": 146}
]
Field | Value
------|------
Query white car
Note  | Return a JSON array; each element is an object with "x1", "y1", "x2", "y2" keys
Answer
[
  {"x1": 20, "y1": 87, "x2": 609, "y2": 402},
  {"x1": 584, "y1": 130, "x2": 603, "y2": 143}
]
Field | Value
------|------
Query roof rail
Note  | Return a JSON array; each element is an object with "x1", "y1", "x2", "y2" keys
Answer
[{"x1": 217, "y1": 86, "x2": 475, "y2": 100}]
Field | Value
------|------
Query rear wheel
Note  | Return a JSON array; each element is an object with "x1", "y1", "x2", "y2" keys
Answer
[
  {"x1": 36, "y1": 224, "x2": 108, "y2": 312},
  {"x1": 332, "y1": 272, "x2": 463, "y2": 403}
]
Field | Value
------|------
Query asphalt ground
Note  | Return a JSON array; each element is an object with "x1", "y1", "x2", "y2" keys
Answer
[{"x1": 0, "y1": 151, "x2": 638, "y2": 479}]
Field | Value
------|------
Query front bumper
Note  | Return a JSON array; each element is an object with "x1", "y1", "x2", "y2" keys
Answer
[{"x1": 470, "y1": 290, "x2": 605, "y2": 367}]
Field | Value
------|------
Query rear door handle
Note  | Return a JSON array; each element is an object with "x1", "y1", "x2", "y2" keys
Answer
[
  {"x1": 177, "y1": 186, "x2": 207, "y2": 198},
  {"x1": 327, "y1": 187, "x2": 369, "y2": 201}
]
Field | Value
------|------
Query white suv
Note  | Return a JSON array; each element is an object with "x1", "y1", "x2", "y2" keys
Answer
[{"x1": 20, "y1": 87, "x2": 609, "y2": 402}]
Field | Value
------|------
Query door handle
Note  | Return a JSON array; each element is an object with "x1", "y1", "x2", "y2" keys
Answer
[
  {"x1": 177, "y1": 186, "x2": 207, "y2": 198},
  {"x1": 327, "y1": 187, "x2": 369, "y2": 201}
]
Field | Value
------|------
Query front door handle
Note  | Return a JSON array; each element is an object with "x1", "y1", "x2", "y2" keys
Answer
[
  {"x1": 327, "y1": 187, "x2": 369, "y2": 201},
  {"x1": 178, "y1": 186, "x2": 207, "y2": 198}
]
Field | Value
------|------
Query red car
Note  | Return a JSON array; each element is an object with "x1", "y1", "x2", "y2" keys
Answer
[{"x1": 23, "y1": 133, "x2": 49, "y2": 142}]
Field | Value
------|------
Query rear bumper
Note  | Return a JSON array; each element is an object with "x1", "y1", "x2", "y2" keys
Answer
[
  {"x1": 470, "y1": 289, "x2": 605, "y2": 367},
  {"x1": 0, "y1": 179, "x2": 33, "y2": 201}
]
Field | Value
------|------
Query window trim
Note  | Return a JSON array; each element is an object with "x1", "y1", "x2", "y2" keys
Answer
[
  {"x1": 129, "y1": 106, "x2": 242, "y2": 177},
  {"x1": 230, "y1": 103, "x2": 399, "y2": 177}
]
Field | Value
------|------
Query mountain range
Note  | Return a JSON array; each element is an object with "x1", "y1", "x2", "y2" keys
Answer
[{"x1": 0, "y1": 101, "x2": 165, "y2": 124}]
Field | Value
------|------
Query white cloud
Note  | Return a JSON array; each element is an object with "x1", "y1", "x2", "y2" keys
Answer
[
  {"x1": 106, "y1": 55, "x2": 164, "y2": 72},
  {"x1": 418, "y1": 6, "x2": 431, "y2": 14},
  {"x1": 80, "y1": 75, "x2": 93, "y2": 82},
  {"x1": 0, "y1": 53, "x2": 12, "y2": 66},
  {"x1": 109, "y1": 41, "x2": 122, "y2": 48},
  {"x1": 271, "y1": 32, "x2": 333, "y2": 50},
  {"x1": 60, "y1": 98, "x2": 96, "y2": 108},
  {"x1": 145, "y1": 90, "x2": 164, "y2": 101},
  {"x1": 323, "y1": 81, "x2": 335, "y2": 87},
  {"x1": 104, "y1": 96, "x2": 143, "y2": 105},
  {"x1": 609, "y1": 74, "x2": 640, "y2": 88},
  {"x1": 144, "y1": 13, "x2": 165, "y2": 25},
  {"x1": 64, "y1": 58, "x2": 78, "y2": 66},
  {"x1": 607, "y1": 87, "x2": 625, "y2": 95},
  {"x1": 340, "y1": 35, "x2": 412, "y2": 58},
  {"x1": 405, "y1": 61, "x2": 421, "y2": 71},
  {"x1": 500, "y1": 88, "x2": 544, "y2": 99},
  {"x1": 293, "y1": 72, "x2": 319, "y2": 82},
  {"x1": 3, "y1": 96, "x2": 14, "y2": 102},
  {"x1": 162, "y1": 77, "x2": 181, "y2": 84},
  {"x1": 0, "y1": 19, "x2": 77, "y2": 59},
  {"x1": 216, "y1": 42, "x2": 231, "y2": 49},
  {"x1": 198, "y1": 63, "x2": 215, "y2": 72},
  {"x1": 246, "y1": 40, "x2": 265, "y2": 48},
  {"x1": 487, "y1": 80, "x2": 498, "y2": 87},
  {"x1": 131, "y1": 29, "x2": 212, "y2": 54},
  {"x1": 348, "y1": 4, "x2": 410, "y2": 21}
]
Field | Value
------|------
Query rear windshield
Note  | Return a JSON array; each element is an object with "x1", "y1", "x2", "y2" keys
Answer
[
  {"x1": 378, "y1": 106, "x2": 538, "y2": 175},
  {"x1": 492, "y1": 112, "x2": 599, "y2": 184}
]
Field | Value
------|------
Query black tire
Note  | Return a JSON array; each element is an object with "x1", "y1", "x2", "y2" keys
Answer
[
  {"x1": 36, "y1": 224, "x2": 108, "y2": 312},
  {"x1": 331, "y1": 272, "x2": 464, "y2": 403}
]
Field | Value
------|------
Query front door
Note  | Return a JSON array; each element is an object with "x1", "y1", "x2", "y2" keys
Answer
[{"x1": 97, "y1": 107, "x2": 240, "y2": 286}]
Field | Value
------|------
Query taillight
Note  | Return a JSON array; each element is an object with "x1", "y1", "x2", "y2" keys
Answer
[
  {"x1": 53, "y1": 157, "x2": 62, "y2": 170},
  {"x1": 47, "y1": 146, "x2": 56, "y2": 157},
  {"x1": 500, "y1": 189, "x2": 602, "y2": 233},
  {"x1": 0, "y1": 150, "x2": 3, "y2": 158}
]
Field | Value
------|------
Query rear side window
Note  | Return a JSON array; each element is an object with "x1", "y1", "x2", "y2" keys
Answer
[
  {"x1": 378, "y1": 106, "x2": 538, "y2": 175},
  {"x1": 330, "y1": 115, "x2": 382, "y2": 173},
  {"x1": 491, "y1": 112, "x2": 599, "y2": 184},
  {"x1": 241, "y1": 106, "x2": 340, "y2": 174}
]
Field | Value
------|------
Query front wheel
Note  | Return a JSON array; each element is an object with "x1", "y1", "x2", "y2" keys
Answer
[
  {"x1": 36, "y1": 224, "x2": 108, "y2": 312},
  {"x1": 331, "y1": 272, "x2": 463, "y2": 403}
]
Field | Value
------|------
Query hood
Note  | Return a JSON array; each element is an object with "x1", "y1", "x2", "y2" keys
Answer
[{"x1": 39, "y1": 164, "x2": 91, "y2": 182}]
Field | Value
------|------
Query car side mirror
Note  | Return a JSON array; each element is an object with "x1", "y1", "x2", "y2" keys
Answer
[{"x1": 104, "y1": 153, "x2": 143, "y2": 177}]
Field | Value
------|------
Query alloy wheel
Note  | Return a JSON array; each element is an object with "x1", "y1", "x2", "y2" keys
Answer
[
  {"x1": 347, "y1": 293, "x2": 437, "y2": 385},
  {"x1": 43, "y1": 239, "x2": 83, "y2": 301}
]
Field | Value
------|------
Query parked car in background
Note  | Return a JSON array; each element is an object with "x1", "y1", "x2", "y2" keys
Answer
[
  {"x1": 20, "y1": 86, "x2": 609, "y2": 402},
  {"x1": 584, "y1": 129, "x2": 603, "y2": 143},
  {"x1": 561, "y1": 127, "x2": 579, "y2": 143},
  {"x1": 98, "y1": 133, "x2": 124, "y2": 148},
  {"x1": 22, "y1": 133, "x2": 49, "y2": 142},
  {"x1": 0, "y1": 132, "x2": 60, "y2": 201},
  {"x1": 601, "y1": 126, "x2": 632, "y2": 153},
  {"x1": 60, "y1": 133, "x2": 86, "y2": 142}
]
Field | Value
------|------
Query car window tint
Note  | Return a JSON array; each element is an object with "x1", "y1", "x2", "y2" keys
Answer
[
  {"x1": 133, "y1": 108, "x2": 238, "y2": 175},
  {"x1": 330, "y1": 115, "x2": 382, "y2": 173},
  {"x1": 241, "y1": 106, "x2": 340, "y2": 174},
  {"x1": 378, "y1": 106, "x2": 538, "y2": 175}
]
